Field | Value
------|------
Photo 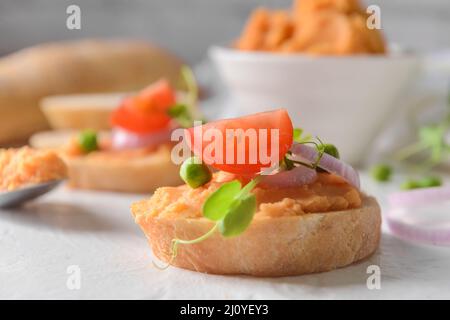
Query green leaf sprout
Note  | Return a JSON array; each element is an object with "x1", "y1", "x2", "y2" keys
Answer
[
  {"x1": 287, "y1": 135, "x2": 339, "y2": 170},
  {"x1": 168, "y1": 65, "x2": 205, "y2": 128},
  {"x1": 158, "y1": 176, "x2": 261, "y2": 269},
  {"x1": 401, "y1": 176, "x2": 442, "y2": 190},
  {"x1": 417, "y1": 176, "x2": 442, "y2": 188},
  {"x1": 180, "y1": 65, "x2": 198, "y2": 108},
  {"x1": 322, "y1": 143, "x2": 340, "y2": 159},
  {"x1": 218, "y1": 194, "x2": 256, "y2": 237},
  {"x1": 293, "y1": 128, "x2": 312, "y2": 143},
  {"x1": 168, "y1": 104, "x2": 196, "y2": 128},
  {"x1": 202, "y1": 180, "x2": 242, "y2": 221},
  {"x1": 394, "y1": 96, "x2": 450, "y2": 168},
  {"x1": 387, "y1": 87, "x2": 450, "y2": 189}
]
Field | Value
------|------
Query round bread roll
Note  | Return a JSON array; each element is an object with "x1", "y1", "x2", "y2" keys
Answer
[
  {"x1": 0, "y1": 39, "x2": 183, "y2": 144},
  {"x1": 132, "y1": 195, "x2": 381, "y2": 276}
]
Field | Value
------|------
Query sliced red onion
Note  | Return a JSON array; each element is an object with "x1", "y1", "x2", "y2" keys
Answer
[
  {"x1": 386, "y1": 206, "x2": 450, "y2": 246},
  {"x1": 288, "y1": 143, "x2": 360, "y2": 189},
  {"x1": 260, "y1": 165, "x2": 317, "y2": 188},
  {"x1": 111, "y1": 126, "x2": 172, "y2": 150},
  {"x1": 386, "y1": 186, "x2": 450, "y2": 246},
  {"x1": 388, "y1": 186, "x2": 450, "y2": 208}
]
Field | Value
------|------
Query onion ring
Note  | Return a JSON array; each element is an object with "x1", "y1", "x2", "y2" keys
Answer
[
  {"x1": 289, "y1": 143, "x2": 360, "y2": 189},
  {"x1": 260, "y1": 165, "x2": 317, "y2": 188},
  {"x1": 388, "y1": 186, "x2": 450, "y2": 208},
  {"x1": 111, "y1": 126, "x2": 172, "y2": 150},
  {"x1": 386, "y1": 206, "x2": 450, "y2": 246}
]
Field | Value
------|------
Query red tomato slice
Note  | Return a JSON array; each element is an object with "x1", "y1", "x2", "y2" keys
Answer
[
  {"x1": 186, "y1": 109, "x2": 293, "y2": 174},
  {"x1": 136, "y1": 80, "x2": 176, "y2": 114},
  {"x1": 110, "y1": 79, "x2": 176, "y2": 133}
]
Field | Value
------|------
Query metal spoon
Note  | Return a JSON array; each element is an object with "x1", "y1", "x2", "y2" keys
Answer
[{"x1": 0, "y1": 180, "x2": 64, "y2": 209}]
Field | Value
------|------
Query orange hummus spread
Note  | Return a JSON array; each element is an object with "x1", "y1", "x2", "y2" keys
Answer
[
  {"x1": 63, "y1": 136, "x2": 173, "y2": 164},
  {"x1": 0, "y1": 147, "x2": 67, "y2": 191},
  {"x1": 236, "y1": 0, "x2": 386, "y2": 55},
  {"x1": 143, "y1": 172, "x2": 361, "y2": 219}
]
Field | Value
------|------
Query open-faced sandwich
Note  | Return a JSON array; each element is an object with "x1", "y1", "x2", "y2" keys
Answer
[
  {"x1": 132, "y1": 109, "x2": 381, "y2": 276},
  {"x1": 30, "y1": 67, "x2": 200, "y2": 193}
]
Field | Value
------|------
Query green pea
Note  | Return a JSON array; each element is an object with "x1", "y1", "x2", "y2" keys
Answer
[
  {"x1": 371, "y1": 164, "x2": 392, "y2": 182},
  {"x1": 180, "y1": 156, "x2": 212, "y2": 188},
  {"x1": 78, "y1": 130, "x2": 98, "y2": 153},
  {"x1": 417, "y1": 176, "x2": 442, "y2": 188},
  {"x1": 401, "y1": 179, "x2": 420, "y2": 190},
  {"x1": 323, "y1": 144, "x2": 340, "y2": 159}
]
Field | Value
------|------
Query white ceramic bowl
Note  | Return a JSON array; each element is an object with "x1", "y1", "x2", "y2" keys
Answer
[{"x1": 209, "y1": 46, "x2": 420, "y2": 165}]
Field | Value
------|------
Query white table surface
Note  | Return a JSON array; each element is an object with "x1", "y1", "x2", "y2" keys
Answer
[{"x1": 1, "y1": 172, "x2": 450, "y2": 300}]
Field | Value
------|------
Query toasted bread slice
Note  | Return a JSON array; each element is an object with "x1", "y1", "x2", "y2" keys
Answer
[
  {"x1": 39, "y1": 91, "x2": 194, "y2": 132},
  {"x1": 29, "y1": 130, "x2": 182, "y2": 193},
  {"x1": 29, "y1": 130, "x2": 111, "y2": 150},
  {"x1": 132, "y1": 195, "x2": 381, "y2": 276},
  {"x1": 40, "y1": 93, "x2": 128, "y2": 130},
  {"x1": 65, "y1": 145, "x2": 181, "y2": 193}
]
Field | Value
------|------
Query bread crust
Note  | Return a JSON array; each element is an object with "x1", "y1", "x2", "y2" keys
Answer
[
  {"x1": 40, "y1": 93, "x2": 128, "y2": 130},
  {"x1": 30, "y1": 131, "x2": 182, "y2": 193},
  {"x1": 65, "y1": 146, "x2": 182, "y2": 193},
  {"x1": 132, "y1": 196, "x2": 381, "y2": 276}
]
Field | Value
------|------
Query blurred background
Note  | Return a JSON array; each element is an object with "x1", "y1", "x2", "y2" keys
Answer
[
  {"x1": 2, "y1": 0, "x2": 450, "y2": 165},
  {"x1": 1, "y1": 0, "x2": 450, "y2": 62}
]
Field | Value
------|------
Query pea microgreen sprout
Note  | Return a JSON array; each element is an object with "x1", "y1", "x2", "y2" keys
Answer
[
  {"x1": 400, "y1": 179, "x2": 419, "y2": 190},
  {"x1": 305, "y1": 137, "x2": 328, "y2": 168},
  {"x1": 168, "y1": 65, "x2": 205, "y2": 128},
  {"x1": 285, "y1": 138, "x2": 323, "y2": 170},
  {"x1": 293, "y1": 128, "x2": 312, "y2": 143},
  {"x1": 400, "y1": 176, "x2": 442, "y2": 190},
  {"x1": 78, "y1": 130, "x2": 98, "y2": 153},
  {"x1": 160, "y1": 176, "x2": 261, "y2": 268},
  {"x1": 380, "y1": 88, "x2": 450, "y2": 189},
  {"x1": 286, "y1": 134, "x2": 340, "y2": 171},
  {"x1": 418, "y1": 176, "x2": 442, "y2": 188},
  {"x1": 180, "y1": 65, "x2": 198, "y2": 108},
  {"x1": 370, "y1": 164, "x2": 392, "y2": 182},
  {"x1": 281, "y1": 152, "x2": 295, "y2": 170},
  {"x1": 394, "y1": 87, "x2": 450, "y2": 171},
  {"x1": 297, "y1": 136, "x2": 330, "y2": 169},
  {"x1": 419, "y1": 124, "x2": 449, "y2": 165},
  {"x1": 292, "y1": 129, "x2": 340, "y2": 163},
  {"x1": 179, "y1": 156, "x2": 212, "y2": 188},
  {"x1": 168, "y1": 104, "x2": 195, "y2": 128},
  {"x1": 322, "y1": 143, "x2": 340, "y2": 159}
]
